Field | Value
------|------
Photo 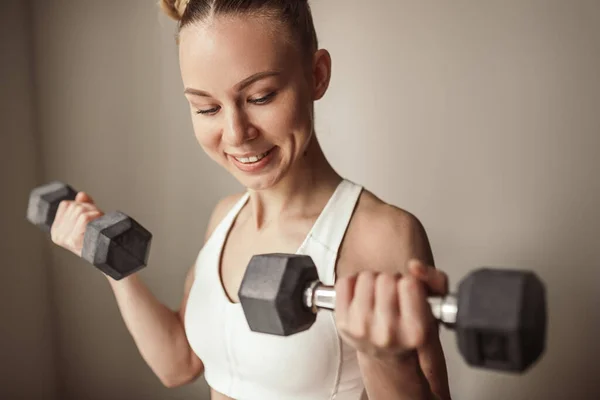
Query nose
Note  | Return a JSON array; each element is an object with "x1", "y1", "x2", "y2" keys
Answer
[{"x1": 223, "y1": 107, "x2": 258, "y2": 146}]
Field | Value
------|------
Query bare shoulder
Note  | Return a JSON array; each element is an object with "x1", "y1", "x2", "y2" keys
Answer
[
  {"x1": 338, "y1": 189, "x2": 435, "y2": 277},
  {"x1": 204, "y1": 192, "x2": 246, "y2": 242}
]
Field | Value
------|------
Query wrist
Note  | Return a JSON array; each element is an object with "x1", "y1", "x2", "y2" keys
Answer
[
  {"x1": 106, "y1": 273, "x2": 137, "y2": 289},
  {"x1": 357, "y1": 349, "x2": 420, "y2": 369},
  {"x1": 357, "y1": 350, "x2": 435, "y2": 400}
]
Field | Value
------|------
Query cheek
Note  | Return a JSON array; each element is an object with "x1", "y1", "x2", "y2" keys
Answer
[
  {"x1": 192, "y1": 120, "x2": 222, "y2": 154},
  {"x1": 260, "y1": 90, "x2": 311, "y2": 140}
]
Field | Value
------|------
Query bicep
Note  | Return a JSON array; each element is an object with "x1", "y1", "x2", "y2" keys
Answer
[{"x1": 404, "y1": 212, "x2": 435, "y2": 268}]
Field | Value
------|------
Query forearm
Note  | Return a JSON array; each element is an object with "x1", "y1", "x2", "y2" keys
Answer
[
  {"x1": 107, "y1": 274, "x2": 203, "y2": 386},
  {"x1": 358, "y1": 351, "x2": 438, "y2": 400}
]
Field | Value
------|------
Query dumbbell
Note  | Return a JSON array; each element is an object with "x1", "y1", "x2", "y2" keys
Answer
[
  {"x1": 238, "y1": 254, "x2": 547, "y2": 373},
  {"x1": 26, "y1": 181, "x2": 152, "y2": 280}
]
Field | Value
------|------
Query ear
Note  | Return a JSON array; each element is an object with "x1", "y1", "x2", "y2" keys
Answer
[{"x1": 311, "y1": 49, "x2": 332, "y2": 101}]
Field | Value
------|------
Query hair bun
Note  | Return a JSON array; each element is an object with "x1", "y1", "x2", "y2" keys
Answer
[{"x1": 159, "y1": 0, "x2": 190, "y2": 21}]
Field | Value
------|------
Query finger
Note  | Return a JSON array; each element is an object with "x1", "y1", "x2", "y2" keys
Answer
[
  {"x1": 349, "y1": 271, "x2": 376, "y2": 340},
  {"x1": 73, "y1": 210, "x2": 102, "y2": 234},
  {"x1": 70, "y1": 210, "x2": 102, "y2": 255},
  {"x1": 335, "y1": 274, "x2": 358, "y2": 331},
  {"x1": 62, "y1": 200, "x2": 79, "y2": 226},
  {"x1": 53, "y1": 201, "x2": 77, "y2": 246},
  {"x1": 76, "y1": 202, "x2": 99, "y2": 213},
  {"x1": 372, "y1": 273, "x2": 399, "y2": 348},
  {"x1": 398, "y1": 276, "x2": 433, "y2": 349},
  {"x1": 408, "y1": 259, "x2": 448, "y2": 296},
  {"x1": 51, "y1": 200, "x2": 72, "y2": 242},
  {"x1": 75, "y1": 191, "x2": 95, "y2": 204},
  {"x1": 61, "y1": 205, "x2": 79, "y2": 234},
  {"x1": 375, "y1": 274, "x2": 400, "y2": 316},
  {"x1": 54, "y1": 199, "x2": 70, "y2": 221},
  {"x1": 352, "y1": 271, "x2": 376, "y2": 314},
  {"x1": 63, "y1": 203, "x2": 98, "y2": 243},
  {"x1": 53, "y1": 200, "x2": 71, "y2": 227}
]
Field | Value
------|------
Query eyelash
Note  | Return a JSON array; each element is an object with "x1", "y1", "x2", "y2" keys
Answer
[{"x1": 195, "y1": 92, "x2": 277, "y2": 115}]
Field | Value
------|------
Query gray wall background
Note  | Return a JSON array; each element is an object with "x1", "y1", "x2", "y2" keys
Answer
[{"x1": 2, "y1": 0, "x2": 599, "y2": 399}]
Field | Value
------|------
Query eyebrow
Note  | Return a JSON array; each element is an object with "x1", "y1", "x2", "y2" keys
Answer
[{"x1": 184, "y1": 70, "x2": 282, "y2": 97}]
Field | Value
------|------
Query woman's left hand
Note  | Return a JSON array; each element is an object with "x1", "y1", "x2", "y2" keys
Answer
[{"x1": 334, "y1": 259, "x2": 449, "y2": 359}]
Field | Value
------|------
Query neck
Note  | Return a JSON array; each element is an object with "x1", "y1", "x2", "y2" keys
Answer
[{"x1": 247, "y1": 134, "x2": 342, "y2": 230}]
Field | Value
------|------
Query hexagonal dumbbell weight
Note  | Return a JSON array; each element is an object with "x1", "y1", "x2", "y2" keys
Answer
[
  {"x1": 27, "y1": 181, "x2": 152, "y2": 280},
  {"x1": 238, "y1": 254, "x2": 547, "y2": 373}
]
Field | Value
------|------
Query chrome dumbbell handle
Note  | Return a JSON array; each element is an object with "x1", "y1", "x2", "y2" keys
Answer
[{"x1": 303, "y1": 281, "x2": 458, "y2": 325}]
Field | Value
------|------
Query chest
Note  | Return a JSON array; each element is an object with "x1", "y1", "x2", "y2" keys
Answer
[
  {"x1": 218, "y1": 197, "x2": 384, "y2": 304},
  {"x1": 183, "y1": 184, "x2": 372, "y2": 398},
  {"x1": 219, "y1": 212, "x2": 323, "y2": 303},
  {"x1": 185, "y1": 231, "x2": 349, "y2": 399}
]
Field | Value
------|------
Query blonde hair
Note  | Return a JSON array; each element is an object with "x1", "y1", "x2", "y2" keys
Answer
[
  {"x1": 158, "y1": 0, "x2": 318, "y2": 62},
  {"x1": 159, "y1": 0, "x2": 190, "y2": 20}
]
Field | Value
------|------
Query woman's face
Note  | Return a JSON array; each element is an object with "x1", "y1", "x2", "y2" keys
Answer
[{"x1": 179, "y1": 15, "x2": 329, "y2": 191}]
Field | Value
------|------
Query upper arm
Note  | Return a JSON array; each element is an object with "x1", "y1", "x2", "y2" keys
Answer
[
  {"x1": 371, "y1": 205, "x2": 451, "y2": 399},
  {"x1": 351, "y1": 202, "x2": 435, "y2": 276},
  {"x1": 383, "y1": 206, "x2": 435, "y2": 270}
]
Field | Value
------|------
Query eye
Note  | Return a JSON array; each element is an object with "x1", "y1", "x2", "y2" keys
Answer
[
  {"x1": 195, "y1": 106, "x2": 221, "y2": 115},
  {"x1": 249, "y1": 92, "x2": 277, "y2": 105},
  {"x1": 194, "y1": 92, "x2": 277, "y2": 116}
]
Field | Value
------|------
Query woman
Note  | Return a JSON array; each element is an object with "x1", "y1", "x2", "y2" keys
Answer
[{"x1": 51, "y1": 0, "x2": 452, "y2": 399}]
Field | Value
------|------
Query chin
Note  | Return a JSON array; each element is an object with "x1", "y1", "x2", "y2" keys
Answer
[{"x1": 238, "y1": 173, "x2": 282, "y2": 191}]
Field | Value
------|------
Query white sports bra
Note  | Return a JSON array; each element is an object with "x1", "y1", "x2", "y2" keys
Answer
[{"x1": 184, "y1": 179, "x2": 366, "y2": 399}]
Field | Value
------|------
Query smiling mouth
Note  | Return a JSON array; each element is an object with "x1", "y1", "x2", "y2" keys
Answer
[{"x1": 232, "y1": 148, "x2": 273, "y2": 164}]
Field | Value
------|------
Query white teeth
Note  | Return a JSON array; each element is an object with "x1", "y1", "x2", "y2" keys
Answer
[{"x1": 235, "y1": 151, "x2": 269, "y2": 164}]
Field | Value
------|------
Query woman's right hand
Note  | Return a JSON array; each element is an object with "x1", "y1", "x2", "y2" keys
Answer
[{"x1": 50, "y1": 192, "x2": 105, "y2": 257}]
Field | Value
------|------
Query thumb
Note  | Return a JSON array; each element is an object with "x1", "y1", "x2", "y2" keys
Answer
[
  {"x1": 75, "y1": 191, "x2": 95, "y2": 204},
  {"x1": 407, "y1": 259, "x2": 448, "y2": 296}
]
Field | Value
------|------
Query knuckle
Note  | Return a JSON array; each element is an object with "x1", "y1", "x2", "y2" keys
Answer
[
  {"x1": 402, "y1": 318, "x2": 428, "y2": 349},
  {"x1": 373, "y1": 327, "x2": 393, "y2": 348},
  {"x1": 407, "y1": 324, "x2": 427, "y2": 349},
  {"x1": 346, "y1": 319, "x2": 360, "y2": 338},
  {"x1": 56, "y1": 200, "x2": 70, "y2": 215},
  {"x1": 351, "y1": 319, "x2": 369, "y2": 340},
  {"x1": 335, "y1": 317, "x2": 347, "y2": 333},
  {"x1": 52, "y1": 233, "x2": 64, "y2": 246}
]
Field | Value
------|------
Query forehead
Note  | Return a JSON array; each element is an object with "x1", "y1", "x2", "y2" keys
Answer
[{"x1": 178, "y1": 15, "x2": 298, "y2": 90}]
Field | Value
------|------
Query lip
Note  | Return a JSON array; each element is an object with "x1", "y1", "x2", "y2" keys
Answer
[
  {"x1": 228, "y1": 149, "x2": 273, "y2": 158},
  {"x1": 228, "y1": 147, "x2": 276, "y2": 173}
]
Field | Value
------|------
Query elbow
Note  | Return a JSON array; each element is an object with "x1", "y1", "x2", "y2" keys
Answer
[
  {"x1": 160, "y1": 369, "x2": 202, "y2": 389},
  {"x1": 159, "y1": 359, "x2": 204, "y2": 388},
  {"x1": 161, "y1": 378, "x2": 186, "y2": 389},
  {"x1": 160, "y1": 375, "x2": 185, "y2": 389}
]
